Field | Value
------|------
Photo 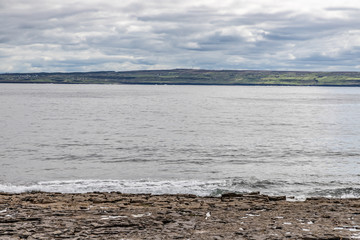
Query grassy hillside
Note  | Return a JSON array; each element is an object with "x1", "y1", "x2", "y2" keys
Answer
[{"x1": 1, "y1": 69, "x2": 360, "y2": 86}]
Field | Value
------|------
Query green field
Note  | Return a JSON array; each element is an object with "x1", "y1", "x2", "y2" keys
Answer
[{"x1": 1, "y1": 69, "x2": 360, "y2": 86}]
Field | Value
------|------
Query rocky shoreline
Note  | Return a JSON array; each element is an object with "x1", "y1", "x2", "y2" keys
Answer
[{"x1": 1, "y1": 191, "x2": 360, "y2": 239}]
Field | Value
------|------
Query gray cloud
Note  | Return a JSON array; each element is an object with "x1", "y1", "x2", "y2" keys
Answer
[
  {"x1": 1, "y1": 0, "x2": 360, "y2": 72},
  {"x1": 325, "y1": 7, "x2": 360, "y2": 11}
]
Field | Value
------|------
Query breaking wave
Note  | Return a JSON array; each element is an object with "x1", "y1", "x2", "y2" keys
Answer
[{"x1": 1, "y1": 178, "x2": 360, "y2": 199}]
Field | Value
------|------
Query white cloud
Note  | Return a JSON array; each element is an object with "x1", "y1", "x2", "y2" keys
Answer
[{"x1": 1, "y1": 0, "x2": 360, "y2": 72}]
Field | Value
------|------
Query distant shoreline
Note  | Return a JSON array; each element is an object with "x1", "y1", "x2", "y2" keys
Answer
[
  {"x1": 1, "y1": 69, "x2": 360, "y2": 86},
  {"x1": 2, "y1": 81, "x2": 360, "y2": 87}
]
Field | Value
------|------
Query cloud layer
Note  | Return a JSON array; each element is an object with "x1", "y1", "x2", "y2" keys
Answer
[{"x1": 1, "y1": 0, "x2": 360, "y2": 72}]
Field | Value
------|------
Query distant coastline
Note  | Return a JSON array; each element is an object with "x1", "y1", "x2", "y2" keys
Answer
[{"x1": 2, "y1": 69, "x2": 360, "y2": 86}]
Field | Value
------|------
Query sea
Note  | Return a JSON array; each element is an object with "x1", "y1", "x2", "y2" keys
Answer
[{"x1": 1, "y1": 83, "x2": 360, "y2": 199}]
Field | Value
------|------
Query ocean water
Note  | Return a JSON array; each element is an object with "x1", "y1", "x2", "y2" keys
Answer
[{"x1": 1, "y1": 84, "x2": 360, "y2": 198}]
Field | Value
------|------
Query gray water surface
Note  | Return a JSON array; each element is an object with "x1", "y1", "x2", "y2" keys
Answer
[{"x1": 1, "y1": 84, "x2": 360, "y2": 198}]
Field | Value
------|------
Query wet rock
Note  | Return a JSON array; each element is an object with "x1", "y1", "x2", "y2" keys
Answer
[
  {"x1": 221, "y1": 192, "x2": 243, "y2": 198},
  {"x1": 268, "y1": 196, "x2": 286, "y2": 201}
]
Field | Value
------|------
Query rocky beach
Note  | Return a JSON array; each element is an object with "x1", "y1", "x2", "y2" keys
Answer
[{"x1": 1, "y1": 191, "x2": 360, "y2": 239}]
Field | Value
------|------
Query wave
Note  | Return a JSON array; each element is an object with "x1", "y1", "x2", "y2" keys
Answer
[
  {"x1": 310, "y1": 187, "x2": 360, "y2": 198},
  {"x1": 1, "y1": 179, "x2": 359, "y2": 199},
  {"x1": 0, "y1": 179, "x2": 227, "y2": 196}
]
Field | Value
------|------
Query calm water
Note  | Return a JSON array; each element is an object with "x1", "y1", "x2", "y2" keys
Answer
[{"x1": 1, "y1": 84, "x2": 360, "y2": 198}]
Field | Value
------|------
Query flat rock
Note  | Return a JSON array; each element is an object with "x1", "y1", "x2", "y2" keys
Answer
[{"x1": 0, "y1": 192, "x2": 359, "y2": 239}]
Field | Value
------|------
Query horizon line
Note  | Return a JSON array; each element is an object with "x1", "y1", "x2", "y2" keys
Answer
[{"x1": 2, "y1": 68, "x2": 360, "y2": 74}]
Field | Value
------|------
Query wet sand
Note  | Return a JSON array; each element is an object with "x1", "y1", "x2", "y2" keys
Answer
[{"x1": 1, "y1": 191, "x2": 360, "y2": 239}]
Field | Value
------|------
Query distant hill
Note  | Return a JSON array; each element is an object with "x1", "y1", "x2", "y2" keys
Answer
[{"x1": 1, "y1": 69, "x2": 360, "y2": 86}]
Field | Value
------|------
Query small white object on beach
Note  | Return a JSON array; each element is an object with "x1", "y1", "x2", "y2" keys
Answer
[
  {"x1": 349, "y1": 228, "x2": 360, "y2": 232},
  {"x1": 283, "y1": 222, "x2": 292, "y2": 225},
  {"x1": 132, "y1": 213, "x2": 152, "y2": 218},
  {"x1": 110, "y1": 216, "x2": 128, "y2": 219},
  {"x1": 302, "y1": 229, "x2": 310, "y2": 232},
  {"x1": 246, "y1": 214, "x2": 260, "y2": 217},
  {"x1": 101, "y1": 215, "x2": 128, "y2": 220},
  {"x1": 0, "y1": 209, "x2": 7, "y2": 213},
  {"x1": 205, "y1": 212, "x2": 211, "y2": 220},
  {"x1": 239, "y1": 228, "x2": 244, "y2": 231},
  {"x1": 307, "y1": 221, "x2": 313, "y2": 225}
]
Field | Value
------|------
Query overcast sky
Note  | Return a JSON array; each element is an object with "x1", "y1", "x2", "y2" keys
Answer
[{"x1": 1, "y1": 0, "x2": 360, "y2": 73}]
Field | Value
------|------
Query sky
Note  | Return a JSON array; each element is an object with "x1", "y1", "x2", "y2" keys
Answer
[{"x1": 1, "y1": 0, "x2": 360, "y2": 73}]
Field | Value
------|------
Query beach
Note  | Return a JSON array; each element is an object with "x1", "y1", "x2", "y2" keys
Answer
[
  {"x1": 1, "y1": 85, "x2": 360, "y2": 239},
  {"x1": 1, "y1": 192, "x2": 360, "y2": 239}
]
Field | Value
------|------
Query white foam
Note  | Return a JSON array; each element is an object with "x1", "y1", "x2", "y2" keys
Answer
[
  {"x1": 286, "y1": 196, "x2": 306, "y2": 202},
  {"x1": 1, "y1": 179, "x2": 359, "y2": 198},
  {"x1": 0, "y1": 179, "x2": 228, "y2": 195}
]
